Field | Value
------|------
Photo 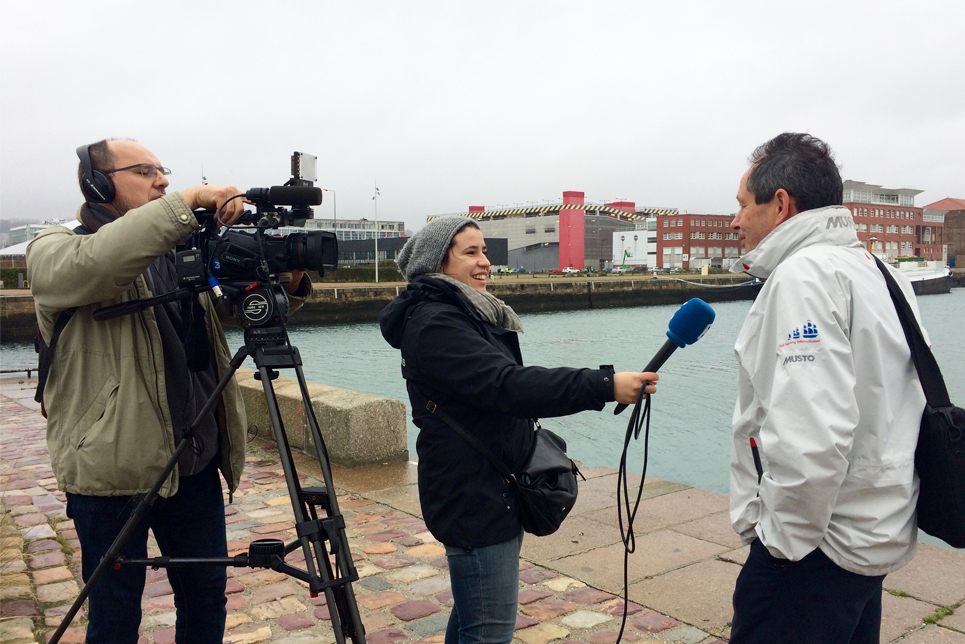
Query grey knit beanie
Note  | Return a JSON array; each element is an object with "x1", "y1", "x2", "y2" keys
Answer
[{"x1": 397, "y1": 216, "x2": 478, "y2": 281}]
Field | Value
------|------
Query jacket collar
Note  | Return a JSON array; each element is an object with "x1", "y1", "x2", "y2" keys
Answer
[
  {"x1": 76, "y1": 202, "x2": 120, "y2": 233},
  {"x1": 731, "y1": 205, "x2": 863, "y2": 279}
]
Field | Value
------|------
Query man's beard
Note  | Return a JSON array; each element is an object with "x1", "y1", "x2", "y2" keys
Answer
[{"x1": 113, "y1": 191, "x2": 164, "y2": 216}]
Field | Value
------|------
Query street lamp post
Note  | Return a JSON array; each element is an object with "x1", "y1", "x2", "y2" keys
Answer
[
  {"x1": 322, "y1": 188, "x2": 336, "y2": 232},
  {"x1": 321, "y1": 188, "x2": 337, "y2": 267},
  {"x1": 322, "y1": 189, "x2": 336, "y2": 224},
  {"x1": 373, "y1": 181, "x2": 381, "y2": 283}
]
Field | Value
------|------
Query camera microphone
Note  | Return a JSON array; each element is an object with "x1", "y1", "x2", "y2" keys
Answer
[
  {"x1": 246, "y1": 186, "x2": 323, "y2": 207},
  {"x1": 614, "y1": 298, "x2": 716, "y2": 415}
]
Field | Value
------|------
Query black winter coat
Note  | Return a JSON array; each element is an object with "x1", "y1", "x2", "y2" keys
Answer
[{"x1": 379, "y1": 277, "x2": 615, "y2": 548}]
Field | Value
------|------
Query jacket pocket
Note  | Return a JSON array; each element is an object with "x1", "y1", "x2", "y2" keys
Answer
[{"x1": 72, "y1": 375, "x2": 120, "y2": 449}]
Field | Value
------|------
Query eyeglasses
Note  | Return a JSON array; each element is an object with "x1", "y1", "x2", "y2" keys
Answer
[{"x1": 107, "y1": 164, "x2": 172, "y2": 179}]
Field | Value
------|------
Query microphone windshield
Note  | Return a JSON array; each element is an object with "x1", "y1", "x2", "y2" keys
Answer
[
  {"x1": 246, "y1": 186, "x2": 323, "y2": 207},
  {"x1": 666, "y1": 298, "x2": 716, "y2": 348}
]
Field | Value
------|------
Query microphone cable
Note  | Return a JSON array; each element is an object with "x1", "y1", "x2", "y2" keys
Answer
[
  {"x1": 658, "y1": 276, "x2": 761, "y2": 290},
  {"x1": 614, "y1": 382, "x2": 653, "y2": 644}
]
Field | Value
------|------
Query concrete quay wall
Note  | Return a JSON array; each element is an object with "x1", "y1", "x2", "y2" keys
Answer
[
  {"x1": 235, "y1": 368, "x2": 409, "y2": 468},
  {"x1": 492, "y1": 276, "x2": 762, "y2": 314},
  {"x1": 0, "y1": 293, "x2": 35, "y2": 343},
  {"x1": 0, "y1": 277, "x2": 762, "y2": 341},
  {"x1": 274, "y1": 276, "x2": 763, "y2": 326}
]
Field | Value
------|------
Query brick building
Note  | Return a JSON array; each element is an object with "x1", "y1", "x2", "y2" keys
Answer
[
  {"x1": 843, "y1": 181, "x2": 944, "y2": 262},
  {"x1": 922, "y1": 197, "x2": 965, "y2": 268},
  {"x1": 655, "y1": 213, "x2": 743, "y2": 270}
]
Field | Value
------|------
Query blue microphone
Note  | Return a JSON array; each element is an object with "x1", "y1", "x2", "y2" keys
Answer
[{"x1": 614, "y1": 298, "x2": 716, "y2": 415}]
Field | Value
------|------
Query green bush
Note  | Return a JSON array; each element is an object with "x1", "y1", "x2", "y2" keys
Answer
[{"x1": 1, "y1": 267, "x2": 30, "y2": 288}]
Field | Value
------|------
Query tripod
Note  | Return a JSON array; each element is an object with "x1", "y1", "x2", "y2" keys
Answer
[{"x1": 49, "y1": 300, "x2": 366, "y2": 644}]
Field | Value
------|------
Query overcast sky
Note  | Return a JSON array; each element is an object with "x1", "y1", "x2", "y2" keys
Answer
[{"x1": 2, "y1": 1, "x2": 962, "y2": 232}]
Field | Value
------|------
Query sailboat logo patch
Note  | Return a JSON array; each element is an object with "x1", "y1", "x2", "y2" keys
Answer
[{"x1": 779, "y1": 320, "x2": 820, "y2": 348}]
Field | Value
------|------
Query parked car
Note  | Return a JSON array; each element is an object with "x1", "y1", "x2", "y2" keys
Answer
[
  {"x1": 562, "y1": 267, "x2": 580, "y2": 274},
  {"x1": 630, "y1": 265, "x2": 649, "y2": 273},
  {"x1": 509, "y1": 267, "x2": 527, "y2": 274},
  {"x1": 548, "y1": 268, "x2": 563, "y2": 275},
  {"x1": 610, "y1": 266, "x2": 630, "y2": 274}
]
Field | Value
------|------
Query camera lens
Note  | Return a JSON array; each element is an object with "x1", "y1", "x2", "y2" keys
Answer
[{"x1": 286, "y1": 231, "x2": 337, "y2": 272}]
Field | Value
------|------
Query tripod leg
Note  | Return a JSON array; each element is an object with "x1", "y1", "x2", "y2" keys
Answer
[
  {"x1": 294, "y1": 363, "x2": 366, "y2": 643},
  {"x1": 255, "y1": 364, "x2": 355, "y2": 644},
  {"x1": 46, "y1": 345, "x2": 250, "y2": 644}
]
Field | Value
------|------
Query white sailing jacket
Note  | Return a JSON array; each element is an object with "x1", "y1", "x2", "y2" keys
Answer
[{"x1": 730, "y1": 205, "x2": 926, "y2": 576}]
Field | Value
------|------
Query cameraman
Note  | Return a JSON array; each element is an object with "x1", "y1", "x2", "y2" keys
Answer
[{"x1": 26, "y1": 139, "x2": 311, "y2": 644}]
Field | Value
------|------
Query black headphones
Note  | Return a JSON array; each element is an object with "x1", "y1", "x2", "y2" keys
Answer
[{"x1": 76, "y1": 144, "x2": 115, "y2": 204}]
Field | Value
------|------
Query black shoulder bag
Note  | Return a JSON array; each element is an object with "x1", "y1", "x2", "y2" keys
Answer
[
  {"x1": 873, "y1": 256, "x2": 965, "y2": 548},
  {"x1": 420, "y1": 397, "x2": 581, "y2": 537}
]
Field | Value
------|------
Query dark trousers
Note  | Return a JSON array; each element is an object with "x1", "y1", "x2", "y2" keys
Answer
[
  {"x1": 67, "y1": 459, "x2": 228, "y2": 644},
  {"x1": 730, "y1": 538, "x2": 885, "y2": 644}
]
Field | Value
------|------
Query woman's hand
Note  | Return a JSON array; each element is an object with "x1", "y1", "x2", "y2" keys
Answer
[{"x1": 613, "y1": 371, "x2": 658, "y2": 405}]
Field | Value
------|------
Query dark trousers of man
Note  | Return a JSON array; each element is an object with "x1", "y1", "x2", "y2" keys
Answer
[
  {"x1": 66, "y1": 459, "x2": 228, "y2": 644},
  {"x1": 730, "y1": 538, "x2": 885, "y2": 644}
]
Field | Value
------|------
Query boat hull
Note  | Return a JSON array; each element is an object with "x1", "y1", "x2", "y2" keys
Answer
[{"x1": 912, "y1": 276, "x2": 953, "y2": 295}]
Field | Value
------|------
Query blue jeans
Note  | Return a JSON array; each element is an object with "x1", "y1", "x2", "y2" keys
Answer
[
  {"x1": 445, "y1": 531, "x2": 524, "y2": 644},
  {"x1": 67, "y1": 459, "x2": 228, "y2": 644},
  {"x1": 731, "y1": 538, "x2": 885, "y2": 644}
]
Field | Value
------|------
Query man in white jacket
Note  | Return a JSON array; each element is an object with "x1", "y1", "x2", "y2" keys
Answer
[{"x1": 728, "y1": 133, "x2": 926, "y2": 644}]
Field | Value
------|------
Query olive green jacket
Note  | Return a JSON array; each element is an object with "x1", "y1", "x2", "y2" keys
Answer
[{"x1": 26, "y1": 194, "x2": 250, "y2": 498}]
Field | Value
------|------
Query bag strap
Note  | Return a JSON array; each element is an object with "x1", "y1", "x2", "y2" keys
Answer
[
  {"x1": 32, "y1": 225, "x2": 92, "y2": 405},
  {"x1": 871, "y1": 256, "x2": 951, "y2": 408},
  {"x1": 411, "y1": 385, "x2": 519, "y2": 484},
  {"x1": 34, "y1": 307, "x2": 78, "y2": 404}
]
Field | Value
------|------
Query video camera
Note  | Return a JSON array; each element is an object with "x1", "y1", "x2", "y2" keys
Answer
[
  {"x1": 93, "y1": 152, "x2": 337, "y2": 328},
  {"x1": 178, "y1": 152, "x2": 338, "y2": 326}
]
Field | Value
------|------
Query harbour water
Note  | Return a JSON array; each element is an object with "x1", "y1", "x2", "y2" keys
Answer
[{"x1": 3, "y1": 289, "x2": 962, "y2": 496}]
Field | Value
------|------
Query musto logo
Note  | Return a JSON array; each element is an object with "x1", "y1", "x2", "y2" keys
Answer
[
  {"x1": 783, "y1": 355, "x2": 816, "y2": 365},
  {"x1": 242, "y1": 293, "x2": 271, "y2": 324}
]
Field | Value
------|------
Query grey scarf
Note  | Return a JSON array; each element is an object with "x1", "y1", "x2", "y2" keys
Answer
[{"x1": 429, "y1": 274, "x2": 523, "y2": 332}]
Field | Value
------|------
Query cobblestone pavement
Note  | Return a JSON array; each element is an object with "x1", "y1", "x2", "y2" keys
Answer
[{"x1": 3, "y1": 375, "x2": 964, "y2": 644}]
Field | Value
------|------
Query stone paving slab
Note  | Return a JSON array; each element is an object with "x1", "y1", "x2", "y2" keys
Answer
[
  {"x1": 628, "y1": 559, "x2": 740, "y2": 639},
  {"x1": 941, "y1": 606, "x2": 965, "y2": 634},
  {"x1": 3, "y1": 376, "x2": 965, "y2": 644},
  {"x1": 364, "y1": 484, "x2": 425, "y2": 519},
  {"x1": 568, "y1": 474, "x2": 687, "y2": 518},
  {"x1": 552, "y1": 531, "x2": 729, "y2": 594},
  {"x1": 880, "y1": 591, "x2": 944, "y2": 643},
  {"x1": 897, "y1": 625, "x2": 965, "y2": 643},
  {"x1": 581, "y1": 488, "x2": 730, "y2": 534},
  {"x1": 884, "y1": 543, "x2": 965, "y2": 606},
  {"x1": 670, "y1": 513, "x2": 744, "y2": 550},
  {"x1": 520, "y1": 515, "x2": 623, "y2": 565}
]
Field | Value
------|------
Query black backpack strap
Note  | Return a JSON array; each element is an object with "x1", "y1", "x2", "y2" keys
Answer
[
  {"x1": 32, "y1": 225, "x2": 91, "y2": 405},
  {"x1": 34, "y1": 308, "x2": 78, "y2": 404},
  {"x1": 872, "y1": 256, "x2": 951, "y2": 408}
]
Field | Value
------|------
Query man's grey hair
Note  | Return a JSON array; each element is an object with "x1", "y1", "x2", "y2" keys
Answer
[{"x1": 747, "y1": 133, "x2": 843, "y2": 213}]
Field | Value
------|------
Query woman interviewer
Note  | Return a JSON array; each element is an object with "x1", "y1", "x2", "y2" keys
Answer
[{"x1": 380, "y1": 217, "x2": 656, "y2": 644}]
